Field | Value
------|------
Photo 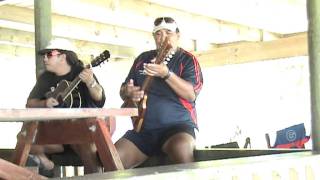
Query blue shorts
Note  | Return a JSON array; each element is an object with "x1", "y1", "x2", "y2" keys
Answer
[{"x1": 123, "y1": 124, "x2": 195, "y2": 156}]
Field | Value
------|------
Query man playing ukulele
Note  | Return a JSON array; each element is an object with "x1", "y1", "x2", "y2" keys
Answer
[{"x1": 116, "y1": 17, "x2": 203, "y2": 168}]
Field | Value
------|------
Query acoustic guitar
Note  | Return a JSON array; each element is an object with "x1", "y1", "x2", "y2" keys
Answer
[
  {"x1": 45, "y1": 50, "x2": 110, "y2": 108},
  {"x1": 123, "y1": 37, "x2": 174, "y2": 132}
]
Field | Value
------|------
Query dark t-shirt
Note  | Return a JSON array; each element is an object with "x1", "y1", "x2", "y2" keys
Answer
[
  {"x1": 28, "y1": 65, "x2": 105, "y2": 108},
  {"x1": 124, "y1": 48, "x2": 203, "y2": 130}
]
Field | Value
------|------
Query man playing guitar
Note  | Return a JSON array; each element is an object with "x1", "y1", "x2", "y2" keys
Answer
[{"x1": 26, "y1": 38, "x2": 106, "y2": 176}]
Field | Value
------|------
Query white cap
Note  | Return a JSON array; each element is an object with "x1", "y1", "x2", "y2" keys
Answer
[
  {"x1": 38, "y1": 38, "x2": 76, "y2": 54},
  {"x1": 153, "y1": 19, "x2": 178, "y2": 33}
]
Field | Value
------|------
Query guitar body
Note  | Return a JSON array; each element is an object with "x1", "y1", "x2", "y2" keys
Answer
[{"x1": 45, "y1": 80, "x2": 81, "y2": 108}]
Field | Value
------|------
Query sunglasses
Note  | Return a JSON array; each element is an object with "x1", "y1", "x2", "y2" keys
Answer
[
  {"x1": 154, "y1": 17, "x2": 175, "y2": 26},
  {"x1": 44, "y1": 50, "x2": 61, "y2": 58}
]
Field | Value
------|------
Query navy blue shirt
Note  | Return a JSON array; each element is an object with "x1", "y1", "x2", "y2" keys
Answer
[{"x1": 124, "y1": 48, "x2": 203, "y2": 130}]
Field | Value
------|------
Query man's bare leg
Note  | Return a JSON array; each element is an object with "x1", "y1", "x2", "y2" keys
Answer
[{"x1": 115, "y1": 138, "x2": 148, "y2": 169}]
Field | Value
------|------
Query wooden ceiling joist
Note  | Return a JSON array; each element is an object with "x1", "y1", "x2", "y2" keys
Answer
[
  {"x1": 0, "y1": 2, "x2": 269, "y2": 51},
  {"x1": 0, "y1": 27, "x2": 137, "y2": 62},
  {"x1": 196, "y1": 32, "x2": 308, "y2": 67}
]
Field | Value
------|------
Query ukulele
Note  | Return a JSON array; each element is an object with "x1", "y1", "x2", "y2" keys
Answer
[
  {"x1": 45, "y1": 50, "x2": 110, "y2": 108},
  {"x1": 123, "y1": 37, "x2": 174, "y2": 132}
]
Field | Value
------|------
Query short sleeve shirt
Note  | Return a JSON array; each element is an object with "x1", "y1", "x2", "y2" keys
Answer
[
  {"x1": 124, "y1": 48, "x2": 203, "y2": 130},
  {"x1": 28, "y1": 66, "x2": 105, "y2": 108}
]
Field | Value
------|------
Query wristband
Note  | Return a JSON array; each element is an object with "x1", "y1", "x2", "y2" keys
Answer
[
  {"x1": 163, "y1": 70, "x2": 172, "y2": 80},
  {"x1": 89, "y1": 80, "x2": 97, "y2": 88}
]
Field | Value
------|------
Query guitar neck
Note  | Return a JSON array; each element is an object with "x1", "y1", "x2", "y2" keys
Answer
[
  {"x1": 51, "y1": 50, "x2": 109, "y2": 105},
  {"x1": 61, "y1": 64, "x2": 92, "y2": 100}
]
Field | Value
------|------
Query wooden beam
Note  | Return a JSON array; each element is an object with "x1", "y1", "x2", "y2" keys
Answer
[
  {"x1": 196, "y1": 32, "x2": 308, "y2": 68},
  {"x1": 118, "y1": 0, "x2": 266, "y2": 42},
  {"x1": 47, "y1": 0, "x2": 273, "y2": 40},
  {"x1": 0, "y1": 3, "x2": 280, "y2": 61},
  {"x1": 0, "y1": 44, "x2": 34, "y2": 58},
  {"x1": 0, "y1": 27, "x2": 308, "y2": 67},
  {"x1": 0, "y1": 108, "x2": 138, "y2": 122},
  {"x1": 0, "y1": 158, "x2": 44, "y2": 180},
  {"x1": 143, "y1": 0, "x2": 307, "y2": 34},
  {"x1": 47, "y1": 0, "x2": 265, "y2": 43},
  {"x1": 0, "y1": 27, "x2": 137, "y2": 62},
  {"x1": 0, "y1": 3, "x2": 267, "y2": 49},
  {"x1": 0, "y1": 5, "x2": 155, "y2": 50}
]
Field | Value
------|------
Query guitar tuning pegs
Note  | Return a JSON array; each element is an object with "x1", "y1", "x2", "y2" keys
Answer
[
  {"x1": 163, "y1": 61, "x2": 168, "y2": 65},
  {"x1": 168, "y1": 54, "x2": 173, "y2": 58}
]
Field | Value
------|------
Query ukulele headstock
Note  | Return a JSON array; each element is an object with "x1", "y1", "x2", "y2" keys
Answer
[
  {"x1": 155, "y1": 37, "x2": 173, "y2": 64},
  {"x1": 163, "y1": 50, "x2": 175, "y2": 65},
  {"x1": 90, "y1": 50, "x2": 110, "y2": 67}
]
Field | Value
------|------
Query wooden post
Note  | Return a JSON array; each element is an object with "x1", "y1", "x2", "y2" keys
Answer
[
  {"x1": 34, "y1": 0, "x2": 52, "y2": 78},
  {"x1": 307, "y1": 0, "x2": 320, "y2": 153}
]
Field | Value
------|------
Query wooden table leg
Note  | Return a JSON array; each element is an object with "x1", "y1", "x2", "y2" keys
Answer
[
  {"x1": 12, "y1": 117, "x2": 124, "y2": 172},
  {"x1": 87, "y1": 118, "x2": 124, "y2": 171},
  {"x1": 12, "y1": 122, "x2": 39, "y2": 166}
]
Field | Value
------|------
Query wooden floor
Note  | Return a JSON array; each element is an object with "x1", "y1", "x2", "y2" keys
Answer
[
  {"x1": 1, "y1": 148, "x2": 313, "y2": 179},
  {"x1": 138, "y1": 148, "x2": 309, "y2": 168},
  {"x1": 57, "y1": 151, "x2": 319, "y2": 180}
]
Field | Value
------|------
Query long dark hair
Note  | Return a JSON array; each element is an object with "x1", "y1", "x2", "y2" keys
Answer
[{"x1": 62, "y1": 50, "x2": 84, "y2": 67}]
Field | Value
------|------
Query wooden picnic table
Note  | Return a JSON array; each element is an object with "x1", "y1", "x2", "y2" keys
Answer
[{"x1": 0, "y1": 108, "x2": 137, "y2": 178}]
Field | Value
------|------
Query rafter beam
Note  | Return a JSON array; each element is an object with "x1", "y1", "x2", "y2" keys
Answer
[
  {"x1": 49, "y1": 0, "x2": 266, "y2": 43},
  {"x1": 0, "y1": 5, "x2": 157, "y2": 50},
  {"x1": 143, "y1": 0, "x2": 307, "y2": 34},
  {"x1": 1, "y1": 2, "x2": 270, "y2": 49},
  {"x1": 196, "y1": 32, "x2": 308, "y2": 67},
  {"x1": 0, "y1": 27, "x2": 136, "y2": 62}
]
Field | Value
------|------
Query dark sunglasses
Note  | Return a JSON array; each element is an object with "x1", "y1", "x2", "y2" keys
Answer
[
  {"x1": 154, "y1": 17, "x2": 175, "y2": 26},
  {"x1": 44, "y1": 50, "x2": 61, "y2": 58}
]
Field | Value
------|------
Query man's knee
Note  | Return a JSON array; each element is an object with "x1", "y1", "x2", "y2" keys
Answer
[
  {"x1": 164, "y1": 135, "x2": 195, "y2": 163},
  {"x1": 167, "y1": 149, "x2": 194, "y2": 164}
]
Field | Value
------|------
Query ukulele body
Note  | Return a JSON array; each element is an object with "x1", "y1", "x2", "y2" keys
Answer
[
  {"x1": 122, "y1": 37, "x2": 173, "y2": 132},
  {"x1": 122, "y1": 94, "x2": 147, "y2": 132}
]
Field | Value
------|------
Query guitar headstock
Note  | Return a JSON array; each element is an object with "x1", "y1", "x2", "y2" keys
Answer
[{"x1": 90, "y1": 50, "x2": 110, "y2": 67}]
